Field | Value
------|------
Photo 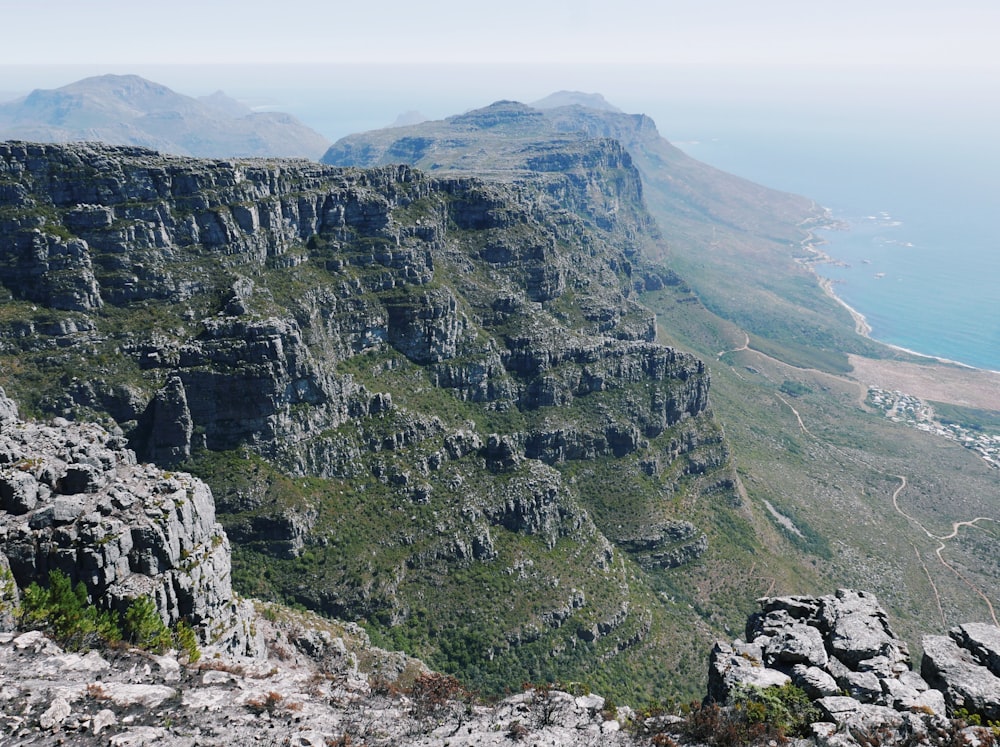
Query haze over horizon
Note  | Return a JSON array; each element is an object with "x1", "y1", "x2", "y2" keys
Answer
[
  {"x1": 1, "y1": 0, "x2": 997, "y2": 370},
  {"x1": 4, "y1": 0, "x2": 998, "y2": 69}
]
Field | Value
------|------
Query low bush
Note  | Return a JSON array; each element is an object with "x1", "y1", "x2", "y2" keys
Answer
[{"x1": 19, "y1": 569, "x2": 200, "y2": 660}]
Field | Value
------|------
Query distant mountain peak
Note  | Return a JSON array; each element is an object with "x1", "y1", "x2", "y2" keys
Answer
[
  {"x1": 447, "y1": 100, "x2": 544, "y2": 129},
  {"x1": 198, "y1": 90, "x2": 253, "y2": 118},
  {"x1": 531, "y1": 91, "x2": 622, "y2": 113},
  {"x1": 387, "y1": 110, "x2": 428, "y2": 128},
  {"x1": 0, "y1": 74, "x2": 330, "y2": 159}
]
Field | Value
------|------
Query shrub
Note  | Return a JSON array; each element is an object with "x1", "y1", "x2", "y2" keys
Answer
[
  {"x1": 20, "y1": 570, "x2": 121, "y2": 650},
  {"x1": 19, "y1": 570, "x2": 200, "y2": 660},
  {"x1": 674, "y1": 684, "x2": 820, "y2": 747},
  {"x1": 408, "y1": 672, "x2": 469, "y2": 719},
  {"x1": 122, "y1": 596, "x2": 171, "y2": 652}
]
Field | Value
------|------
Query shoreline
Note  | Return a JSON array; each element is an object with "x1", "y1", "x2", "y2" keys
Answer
[{"x1": 796, "y1": 226, "x2": 995, "y2": 374}]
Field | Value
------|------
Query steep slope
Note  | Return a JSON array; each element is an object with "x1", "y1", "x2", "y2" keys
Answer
[
  {"x1": 0, "y1": 75, "x2": 331, "y2": 159},
  {"x1": 323, "y1": 97, "x2": 887, "y2": 372},
  {"x1": 320, "y1": 97, "x2": 1000, "y2": 675},
  {"x1": 0, "y1": 387, "x2": 260, "y2": 656},
  {"x1": 0, "y1": 140, "x2": 748, "y2": 700}
]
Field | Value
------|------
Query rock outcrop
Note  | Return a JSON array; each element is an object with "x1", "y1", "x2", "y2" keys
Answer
[
  {"x1": 922, "y1": 623, "x2": 1000, "y2": 720},
  {"x1": 710, "y1": 590, "x2": 946, "y2": 717},
  {"x1": 0, "y1": 387, "x2": 261, "y2": 656},
  {"x1": 708, "y1": 590, "x2": 1000, "y2": 746},
  {"x1": 0, "y1": 140, "x2": 735, "y2": 694}
]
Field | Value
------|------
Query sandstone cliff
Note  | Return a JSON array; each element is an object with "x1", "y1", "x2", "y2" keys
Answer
[
  {"x1": 0, "y1": 387, "x2": 260, "y2": 656},
  {"x1": 0, "y1": 140, "x2": 733, "y2": 698}
]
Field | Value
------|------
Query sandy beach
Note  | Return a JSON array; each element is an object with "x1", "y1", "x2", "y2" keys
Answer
[{"x1": 801, "y1": 231, "x2": 1000, "y2": 412}]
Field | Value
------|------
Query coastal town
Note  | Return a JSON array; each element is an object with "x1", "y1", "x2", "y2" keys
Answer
[{"x1": 867, "y1": 387, "x2": 1000, "y2": 468}]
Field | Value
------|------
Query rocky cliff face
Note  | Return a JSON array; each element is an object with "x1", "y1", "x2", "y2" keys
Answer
[
  {"x1": 0, "y1": 140, "x2": 734, "y2": 697},
  {"x1": 0, "y1": 387, "x2": 260, "y2": 656},
  {"x1": 706, "y1": 591, "x2": 1000, "y2": 746}
]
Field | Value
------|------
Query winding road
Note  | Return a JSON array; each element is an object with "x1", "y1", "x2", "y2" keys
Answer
[{"x1": 720, "y1": 336, "x2": 1000, "y2": 626}]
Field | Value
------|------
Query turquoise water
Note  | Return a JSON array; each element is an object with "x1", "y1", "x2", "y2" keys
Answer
[{"x1": 673, "y1": 127, "x2": 1000, "y2": 372}]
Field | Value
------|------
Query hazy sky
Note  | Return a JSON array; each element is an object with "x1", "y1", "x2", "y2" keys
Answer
[{"x1": 2, "y1": 0, "x2": 998, "y2": 69}]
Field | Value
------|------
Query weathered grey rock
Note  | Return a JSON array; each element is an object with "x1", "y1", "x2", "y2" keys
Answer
[
  {"x1": 0, "y1": 468, "x2": 38, "y2": 513},
  {"x1": 764, "y1": 622, "x2": 828, "y2": 668},
  {"x1": 820, "y1": 589, "x2": 906, "y2": 668},
  {"x1": 951, "y1": 623, "x2": 1000, "y2": 678},
  {"x1": 712, "y1": 589, "x2": 957, "y2": 739},
  {"x1": 922, "y1": 633, "x2": 1000, "y2": 720},
  {"x1": 0, "y1": 395, "x2": 263, "y2": 657},
  {"x1": 143, "y1": 374, "x2": 193, "y2": 466},
  {"x1": 791, "y1": 663, "x2": 840, "y2": 698},
  {"x1": 816, "y1": 695, "x2": 904, "y2": 730},
  {"x1": 92, "y1": 709, "x2": 118, "y2": 736},
  {"x1": 707, "y1": 640, "x2": 790, "y2": 703},
  {"x1": 39, "y1": 696, "x2": 72, "y2": 729},
  {"x1": 0, "y1": 387, "x2": 17, "y2": 426},
  {"x1": 0, "y1": 621, "x2": 637, "y2": 746}
]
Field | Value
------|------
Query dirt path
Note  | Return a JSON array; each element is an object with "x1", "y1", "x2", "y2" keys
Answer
[
  {"x1": 716, "y1": 326, "x2": 1000, "y2": 623},
  {"x1": 885, "y1": 477, "x2": 998, "y2": 626},
  {"x1": 718, "y1": 332, "x2": 750, "y2": 359}
]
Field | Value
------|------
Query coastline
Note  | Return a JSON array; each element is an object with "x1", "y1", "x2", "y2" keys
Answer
[
  {"x1": 796, "y1": 227, "x2": 989, "y2": 372},
  {"x1": 790, "y1": 225, "x2": 1000, "y2": 412}
]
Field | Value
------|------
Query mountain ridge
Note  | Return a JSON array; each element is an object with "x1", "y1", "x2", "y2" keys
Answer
[
  {"x1": 0, "y1": 138, "x2": 745, "y2": 701},
  {"x1": 0, "y1": 74, "x2": 331, "y2": 159}
]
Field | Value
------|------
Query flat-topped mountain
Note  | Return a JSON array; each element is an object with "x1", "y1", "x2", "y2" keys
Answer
[
  {"x1": 322, "y1": 96, "x2": 879, "y2": 370},
  {"x1": 0, "y1": 74, "x2": 331, "y2": 159},
  {"x1": 0, "y1": 139, "x2": 741, "y2": 701}
]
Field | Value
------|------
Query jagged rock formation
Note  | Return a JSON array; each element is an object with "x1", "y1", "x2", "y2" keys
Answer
[
  {"x1": 0, "y1": 387, "x2": 260, "y2": 656},
  {"x1": 922, "y1": 623, "x2": 1000, "y2": 720},
  {"x1": 0, "y1": 74, "x2": 331, "y2": 159},
  {"x1": 710, "y1": 590, "x2": 945, "y2": 713},
  {"x1": 0, "y1": 139, "x2": 734, "y2": 696},
  {"x1": 707, "y1": 590, "x2": 1000, "y2": 746}
]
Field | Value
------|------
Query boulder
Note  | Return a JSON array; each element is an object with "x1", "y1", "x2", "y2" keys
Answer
[
  {"x1": 0, "y1": 469, "x2": 38, "y2": 513},
  {"x1": 951, "y1": 623, "x2": 1000, "y2": 678},
  {"x1": 820, "y1": 589, "x2": 907, "y2": 668},
  {"x1": 0, "y1": 396, "x2": 263, "y2": 657},
  {"x1": 922, "y1": 633, "x2": 1000, "y2": 720}
]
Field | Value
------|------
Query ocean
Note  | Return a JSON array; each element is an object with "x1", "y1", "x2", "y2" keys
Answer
[
  {"x1": 660, "y1": 101, "x2": 1000, "y2": 373},
  {"x1": 3, "y1": 63, "x2": 998, "y2": 371}
]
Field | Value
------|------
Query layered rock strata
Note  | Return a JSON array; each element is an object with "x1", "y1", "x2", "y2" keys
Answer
[
  {"x1": 0, "y1": 140, "x2": 732, "y2": 690},
  {"x1": 0, "y1": 388, "x2": 260, "y2": 655}
]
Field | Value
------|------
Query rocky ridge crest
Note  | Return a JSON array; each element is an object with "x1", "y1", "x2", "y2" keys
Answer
[
  {"x1": 0, "y1": 140, "x2": 729, "y2": 695},
  {"x1": 0, "y1": 387, "x2": 260, "y2": 657}
]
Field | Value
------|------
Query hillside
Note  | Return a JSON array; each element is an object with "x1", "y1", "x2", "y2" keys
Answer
[
  {"x1": 2, "y1": 94, "x2": 997, "y2": 703},
  {"x1": 0, "y1": 74, "x2": 331, "y2": 159},
  {"x1": 320, "y1": 97, "x2": 1000, "y2": 667},
  {"x1": 3, "y1": 387, "x2": 1000, "y2": 745},
  {"x1": 0, "y1": 139, "x2": 766, "y2": 701}
]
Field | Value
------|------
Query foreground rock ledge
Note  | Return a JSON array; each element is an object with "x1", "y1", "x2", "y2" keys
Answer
[{"x1": 0, "y1": 386, "x2": 260, "y2": 656}]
